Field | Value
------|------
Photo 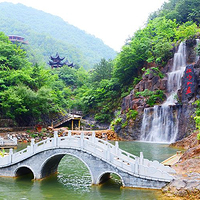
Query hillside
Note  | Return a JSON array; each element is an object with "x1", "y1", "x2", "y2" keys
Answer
[{"x1": 0, "y1": 2, "x2": 116, "y2": 69}]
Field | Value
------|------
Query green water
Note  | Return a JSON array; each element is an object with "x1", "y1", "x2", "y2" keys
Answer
[{"x1": 0, "y1": 141, "x2": 178, "y2": 200}]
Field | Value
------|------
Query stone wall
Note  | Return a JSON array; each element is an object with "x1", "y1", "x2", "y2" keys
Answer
[{"x1": 0, "y1": 119, "x2": 15, "y2": 127}]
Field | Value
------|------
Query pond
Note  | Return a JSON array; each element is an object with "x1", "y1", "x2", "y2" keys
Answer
[{"x1": 0, "y1": 141, "x2": 178, "y2": 200}]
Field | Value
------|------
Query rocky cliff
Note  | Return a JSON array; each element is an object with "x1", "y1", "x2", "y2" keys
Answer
[{"x1": 114, "y1": 39, "x2": 200, "y2": 141}]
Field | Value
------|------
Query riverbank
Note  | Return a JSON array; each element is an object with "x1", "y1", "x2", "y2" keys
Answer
[
  {"x1": 0, "y1": 127, "x2": 121, "y2": 143},
  {"x1": 162, "y1": 132, "x2": 200, "y2": 199}
]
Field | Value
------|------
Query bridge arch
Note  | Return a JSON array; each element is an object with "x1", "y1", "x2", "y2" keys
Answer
[
  {"x1": 0, "y1": 133, "x2": 175, "y2": 189},
  {"x1": 15, "y1": 165, "x2": 34, "y2": 179},
  {"x1": 97, "y1": 171, "x2": 125, "y2": 186},
  {"x1": 40, "y1": 152, "x2": 94, "y2": 183}
]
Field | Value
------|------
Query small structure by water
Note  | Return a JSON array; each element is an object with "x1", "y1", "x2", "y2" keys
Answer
[
  {"x1": 161, "y1": 151, "x2": 183, "y2": 166},
  {"x1": 0, "y1": 136, "x2": 17, "y2": 149}
]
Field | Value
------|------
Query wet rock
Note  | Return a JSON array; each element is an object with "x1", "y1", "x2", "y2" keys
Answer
[
  {"x1": 180, "y1": 64, "x2": 197, "y2": 103},
  {"x1": 174, "y1": 189, "x2": 188, "y2": 197},
  {"x1": 160, "y1": 78, "x2": 168, "y2": 90},
  {"x1": 170, "y1": 131, "x2": 198, "y2": 149},
  {"x1": 170, "y1": 179, "x2": 187, "y2": 189}
]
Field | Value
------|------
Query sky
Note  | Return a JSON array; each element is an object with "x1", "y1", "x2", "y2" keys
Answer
[{"x1": 0, "y1": 0, "x2": 168, "y2": 51}]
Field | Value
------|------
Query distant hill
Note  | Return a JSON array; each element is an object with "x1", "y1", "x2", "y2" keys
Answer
[{"x1": 0, "y1": 2, "x2": 116, "y2": 69}]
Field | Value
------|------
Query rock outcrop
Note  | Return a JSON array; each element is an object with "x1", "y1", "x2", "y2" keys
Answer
[
  {"x1": 163, "y1": 132, "x2": 200, "y2": 199},
  {"x1": 115, "y1": 38, "x2": 200, "y2": 141}
]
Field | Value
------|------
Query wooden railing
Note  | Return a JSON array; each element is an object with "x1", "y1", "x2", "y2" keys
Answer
[{"x1": 52, "y1": 110, "x2": 82, "y2": 128}]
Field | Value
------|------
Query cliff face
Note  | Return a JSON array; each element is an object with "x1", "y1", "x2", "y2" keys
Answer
[{"x1": 115, "y1": 39, "x2": 200, "y2": 141}]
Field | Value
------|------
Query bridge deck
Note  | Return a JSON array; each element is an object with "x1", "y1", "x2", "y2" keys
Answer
[{"x1": 0, "y1": 131, "x2": 175, "y2": 188}]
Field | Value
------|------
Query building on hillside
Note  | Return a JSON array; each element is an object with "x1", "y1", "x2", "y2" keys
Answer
[
  {"x1": 48, "y1": 53, "x2": 75, "y2": 69},
  {"x1": 8, "y1": 35, "x2": 28, "y2": 44}
]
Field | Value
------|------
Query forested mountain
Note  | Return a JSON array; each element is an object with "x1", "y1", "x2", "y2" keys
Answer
[
  {"x1": 0, "y1": 2, "x2": 116, "y2": 69},
  {"x1": 1, "y1": 0, "x2": 200, "y2": 130},
  {"x1": 148, "y1": 0, "x2": 200, "y2": 24}
]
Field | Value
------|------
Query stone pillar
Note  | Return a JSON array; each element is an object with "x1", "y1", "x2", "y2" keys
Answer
[
  {"x1": 106, "y1": 145, "x2": 111, "y2": 162},
  {"x1": 31, "y1": 138, "x2": 35, "y2": 154},
  {"x1": 92, "y1": 131, "x2": 95, "y2": 143},
  {"x1": 135, "y1": 157, "x2": 139, "y2": 174},
  {"x1": 9, "y1": 148, "x2": 13, "y2": 163},
  {"x1": 80, "y1": 132, "x2": 84, "y2": 148},
  {"x1": 68, "y1": 130, "x2": 71, "y2": 137},
  {"x1": 115, "y1": 141, "x2": 119, "y2": 156},
  {"x1": 54, "y1": 131, "x2": 58, "y2": 147},
  {"x1": 13, "y1": 137, "x2": 17, "y2": 145},
  {"x1": 140, "y1": 152, "x2": 144, "y2": 165}
]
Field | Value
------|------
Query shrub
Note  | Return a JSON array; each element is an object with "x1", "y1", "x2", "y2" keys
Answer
[
  {"x1": 126, "y1": 109, "x2": 138, "y2": 120},
  {"x1": 121, "y1": 121, "x2": 128, "y2": 128},
  {"x1": 197, "y1": 133, "x2": 200, "y2": 140},
  {"x1": 136, "y1": 89, "x2": 165, "y2": 106}
]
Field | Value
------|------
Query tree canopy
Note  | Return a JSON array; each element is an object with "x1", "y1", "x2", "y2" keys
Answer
[{"x1": 0, "y1": 0, "x2": 200, "y2": 126}]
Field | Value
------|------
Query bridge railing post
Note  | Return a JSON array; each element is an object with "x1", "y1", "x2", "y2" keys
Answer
[
  {"x1": 80, "y1": 132, "x2": 84, "y2": 149},
  {"x1": 139, "y1": 152, "x2": 144, "y2": 165},
  {"x1": 91, "y1": 131, "x2": 95, "y2": 143},
  {"x1": 68, "y1": 130, "x2": 71, "y2": 137},
  {"x1": 54, "y1": 131, "x2": 58, "y2": 147},
  {"x1": 134, "y1": 157, "x2": 139, "y2": 174},
  {"x1": 9, "y1": 148, "x2": 13, "y2": 164},
  {"x1": 13, "y1": 137, "x2": 18, "y2": 145},
  {"x1": 31, "y1": 138, "x2": 35, "y2": 154},
  {"x1": 115, "y1": 141, "x2": 119, "y2": 156},
  {"x1": 0, "y1": 137, "x2": 3, "y2": 145},
  {"x1": 106, "y1": 145, "x2": 111, "y2": 162}
]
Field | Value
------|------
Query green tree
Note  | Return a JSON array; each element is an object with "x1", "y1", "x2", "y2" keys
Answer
[
  {"x1": 0, "y1": 32, "x2": 29, "y2": 70},
  {"x1": 90, "y1": 58, "x2": 113, "y2": 85}
]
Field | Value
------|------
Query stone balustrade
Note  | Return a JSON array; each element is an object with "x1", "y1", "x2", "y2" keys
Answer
[{"x1": 0, "y1": 131, "x2": 175, "y2": 183}]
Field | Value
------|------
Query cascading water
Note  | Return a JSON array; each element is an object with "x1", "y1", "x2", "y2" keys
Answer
[{"x1": 140, "y1": 42, "x2": 186, "y2": 143}]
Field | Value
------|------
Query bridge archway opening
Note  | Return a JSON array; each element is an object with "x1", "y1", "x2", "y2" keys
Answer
[
  {"x1": 98, "y1": 172, "x2": 123, "y2": 188},
  {"x1": 15, "y1": 167, "x2": 34, "y2": 180},
  {"x1": 57, "y1": 154, "x2": 92, "y2": 187},
  {"x1": 41, "y1": 153, "x2": 92, "y2": 186}
]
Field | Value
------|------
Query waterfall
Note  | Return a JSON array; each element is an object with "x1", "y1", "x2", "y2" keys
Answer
[{"x1": 140, "y1": 42, "x2": 186, "y2": 143}]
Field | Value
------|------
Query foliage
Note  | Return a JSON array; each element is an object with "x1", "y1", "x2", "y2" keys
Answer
[
  {"x1": 197, "y1": 133, "x2": 200, "y2": 141},
  {"x1": 133, "y1": 76, "x2": 142, "y2": 86},
  {"x1": 121, "y1": 121, "x2": 128, "y2": 128},
  {"x1": 150, "y1": 0, "x2": 200, "y2": 25},
  {"x1": 175, "y1": 22, "x2": 199, "y2": 41},
  {"x1": 135, "y1": 89, "x2": 154, "y2": 97},
  {"x1": 136, "y1": 89, "x2": 165, "y2": 106},
  {"x1": 90, "y1": 58, "x2": 113, "y2": 86},
  {"x1": 196, "y1": 43, "x2": 200, "y2": 56},
  {"x1": 142, "y1": 67, "x2": 164, "y2": 79},
  {"x1": 1, "y1": 0, "x2": 200, "y2": 128},
  {"x1": 194, "y1": 100, "x2": 200, "y2": 130},
  {"x1": 113, "y1": 16, "x2": 178, "y2": 86},
  {"x1": 0, "y1": 149, "x2": 6, "y2": 157},
  {"x1": 0, "y1": 32, "x2": 71, "y2": 125},
  {"x1": 126, "y1": 109, "x2": 138, "y2": 120},
  {"x1": 0, "y1": 33, "x2": 29, "y2": 70}
]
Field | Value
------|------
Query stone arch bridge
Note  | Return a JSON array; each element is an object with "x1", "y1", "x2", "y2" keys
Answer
[{"x1": 0, "y1": 131, "x2": 175, "y2": 189}]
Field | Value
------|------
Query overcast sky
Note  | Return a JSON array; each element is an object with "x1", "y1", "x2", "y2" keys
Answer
[{"x1": 0, "y1": 0, "x2": 168, "y2": 51}]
